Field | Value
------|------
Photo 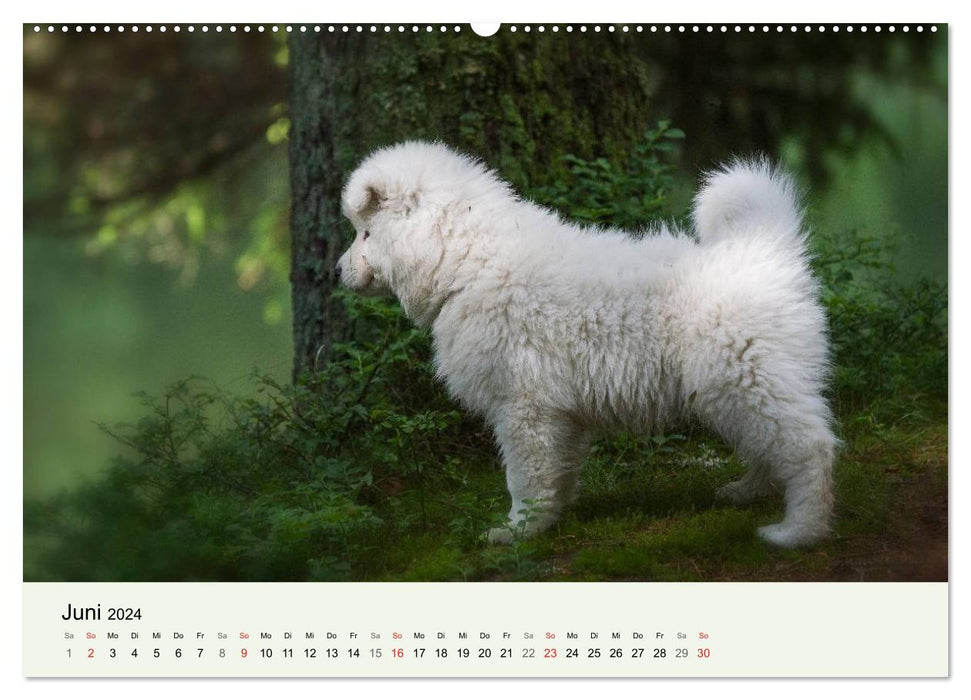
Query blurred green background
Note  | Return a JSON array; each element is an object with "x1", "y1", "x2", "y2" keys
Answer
[
  {"x1": 24, "y1": 29, "x2": 293, "y2": 500},
  {"x1": 23, "y1": 25, "x2": 947, "y2": 581}
]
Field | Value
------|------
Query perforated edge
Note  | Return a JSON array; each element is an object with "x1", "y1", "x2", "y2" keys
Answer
[{"x1": 28, "y1": 24, "x2": 941, "y2": 35}]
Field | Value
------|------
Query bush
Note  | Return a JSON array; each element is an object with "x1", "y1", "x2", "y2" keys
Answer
[
  {"x1": 25, "y1": 292, "x2": 493, "y2": 581},
  {"x1": 811, "y1": 227, "x2": 946, "y2": 417},
  {"x1": 531, "y1": 120, "x2": 686, "y2": 229}
]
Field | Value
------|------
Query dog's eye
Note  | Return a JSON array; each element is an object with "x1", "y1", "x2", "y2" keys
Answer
[{"x1": 363, "y1": 230, "x2": 370, "y2": 240}]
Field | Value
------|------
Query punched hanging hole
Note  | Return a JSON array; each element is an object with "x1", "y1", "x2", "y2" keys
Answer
[{"x1": 470, "y1": 23, "x2": 501, "y2": 37}]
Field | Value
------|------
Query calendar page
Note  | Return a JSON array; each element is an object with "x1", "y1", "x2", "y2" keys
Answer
[{"x1": 22, "y1": 20, "x2": 949, "y2": 679}]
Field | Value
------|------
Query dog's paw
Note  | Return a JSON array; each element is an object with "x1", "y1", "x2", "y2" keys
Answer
[
  {"x1": 486, "y1": 527, "x2": 516, "y2": 545},
  {"x1": 715, "y1": 480, "x2": 751, "y2": 505},
  {"x1": 757, "y1": 522, "x2": 825, "y2": 549},
  {"x1": 756, "y1": 523, "x2": 792, "y2": 547},
  {"x1": 716, "y1": 477, "x2": 773, "y2": 505}
]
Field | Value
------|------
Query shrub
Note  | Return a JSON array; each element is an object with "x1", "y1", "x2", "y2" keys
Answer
[
  {"x1": 811, "y1": 227, "x2": 946, "y2": 417},
  {"x1": 25, "y1": 292, "x2": 483, "y2": 581},
  {"x1": 531, "y1": 120, "x2": 685, "y2": 229}
]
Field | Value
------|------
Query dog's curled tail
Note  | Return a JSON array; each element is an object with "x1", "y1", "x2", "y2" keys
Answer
[{"x1": 693, "y1": 159, "x2": 805, "y2": 246}]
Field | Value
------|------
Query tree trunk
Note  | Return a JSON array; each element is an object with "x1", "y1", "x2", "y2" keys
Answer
[{"x1": 287, "y1": 34, "x2": 345, "y2": 381}]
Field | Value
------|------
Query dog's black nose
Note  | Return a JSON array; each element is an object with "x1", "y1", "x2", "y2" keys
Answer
[{"x1": 335, "y1": 264, "x2": 342, "y2": 282}]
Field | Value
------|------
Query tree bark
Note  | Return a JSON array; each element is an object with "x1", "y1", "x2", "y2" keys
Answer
[{"x1": 288, "y1": 34, "x2": 344, "y2": 381}]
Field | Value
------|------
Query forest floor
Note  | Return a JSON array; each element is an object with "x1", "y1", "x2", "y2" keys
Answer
[
  {"x1": 547, "y1": 421, "x2": 948, "y2": 583},
  {"x1": 24, "y1": 393, "x2": 947, "y2": 584},
  {"x1": 370, "y1": 405, "x2": 948, "y2": 583}
]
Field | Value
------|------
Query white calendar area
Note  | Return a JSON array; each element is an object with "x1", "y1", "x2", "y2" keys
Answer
[{"x1": 23, "y1": 582, "x2": 947, "y2": 677}]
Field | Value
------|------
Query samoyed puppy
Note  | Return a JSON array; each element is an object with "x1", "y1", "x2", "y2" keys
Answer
[{"x1": 336, "y1": 141, "x2": 835, "y2": 548}]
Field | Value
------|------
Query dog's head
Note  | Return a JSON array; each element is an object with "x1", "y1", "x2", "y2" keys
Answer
[
  {"x1": 336, "y1": 142, "x2": 502, "y2": 324},
  {"x1": 336, "y1": 144, "x2": 429, "y2": 296}
]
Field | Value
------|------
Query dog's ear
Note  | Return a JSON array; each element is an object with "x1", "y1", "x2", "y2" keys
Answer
[
  {"x1": 343, "y1": 172, "x2": 385, "y2": 222},
  {"x1": 343, "y1": 162, "x2": 420, "y2": 222}
]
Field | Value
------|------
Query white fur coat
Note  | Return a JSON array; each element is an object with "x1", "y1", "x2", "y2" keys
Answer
[{"x1": 337, "y1": 142, "x2": 834, "y2": 548}]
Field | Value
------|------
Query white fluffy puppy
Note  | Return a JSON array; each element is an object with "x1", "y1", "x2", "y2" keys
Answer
[{"x1": 337, "y1": 141, "x2": 835, "y2": 548}]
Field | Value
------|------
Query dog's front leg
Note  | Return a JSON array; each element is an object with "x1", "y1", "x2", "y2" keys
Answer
[{"x1": 486, "y1": 407, "x2": 588, "y2": 545}]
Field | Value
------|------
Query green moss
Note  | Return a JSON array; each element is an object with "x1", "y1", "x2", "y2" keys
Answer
[{"x1": 568, "y1": 510, "x2": 766, "y2": 581}]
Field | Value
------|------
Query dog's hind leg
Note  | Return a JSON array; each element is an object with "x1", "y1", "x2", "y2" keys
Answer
[
  {"x1": 486, "y1": 406, "x2": 589, "y2": 545},
  {"x1": 754, "y1": 419, "x2": 835, "y2": 548},
  {"x1": 697, "y1": 383, "x2": 835, "y2": 548},
  {"x1": 715, "y1": 462, "x2": 774, "y2": 505}
]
